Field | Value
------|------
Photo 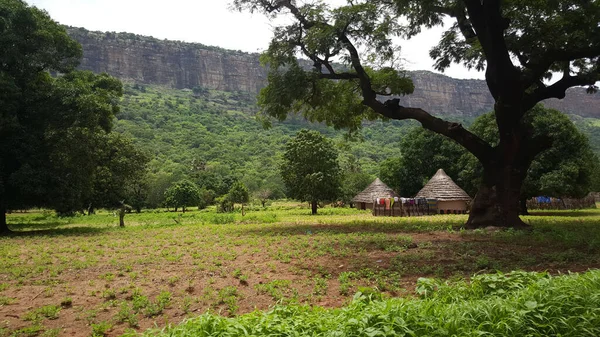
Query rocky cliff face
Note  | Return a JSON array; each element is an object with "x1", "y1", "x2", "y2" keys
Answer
[
  {"x1": 400, "y1": 71, "x2": 600, "y2": 118},
  {"x1": 67, "y1": 27, "x2": 600, "y2": 118},
  {"x1": 397, "y1": 71, "x2": 496, "y2": 117},
  {"x1": 67, "y1": 27, "x2": 266, "y2": 93}
]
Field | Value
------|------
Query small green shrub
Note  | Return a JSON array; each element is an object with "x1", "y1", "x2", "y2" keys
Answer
[
  {"x1": 23, "y1": 305, "x2": 61, "y2": 321},
  {"x1": 90, "y1": 321, "x2": 112, "y2": 337}
]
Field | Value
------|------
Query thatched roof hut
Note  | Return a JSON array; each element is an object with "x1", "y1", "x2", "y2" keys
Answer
[
  {"x1": 415, "y1": 169, "x2": 471, "y2": 201},
  {"x1": 352, "y1": 178, "x2": 399, "y2": 210}
]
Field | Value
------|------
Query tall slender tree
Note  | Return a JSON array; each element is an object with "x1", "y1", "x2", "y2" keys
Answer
[{"x1": 234, "y1": 0, "x2": 600, "y2": 228}]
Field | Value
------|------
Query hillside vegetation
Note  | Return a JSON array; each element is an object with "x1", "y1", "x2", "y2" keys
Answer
[
  {"x1": 114, "y1": 83, "x2": 600, "y2": 202},
  {"x1": 114, "y1": 84, "x2": 427, "y2": 203}
]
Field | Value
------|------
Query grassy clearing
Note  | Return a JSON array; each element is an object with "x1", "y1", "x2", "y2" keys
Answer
[{"x1": 1, "y1": 203, "x2": 599, "y2": 336}]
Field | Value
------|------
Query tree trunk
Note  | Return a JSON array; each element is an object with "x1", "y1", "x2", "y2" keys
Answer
[
  {"x1": 466, "y1": 164, "x2": 530, "y2": 229},
  {"x1": 519, "y1": 198, "x2": 529, "y2": 215},
  {"x1": 119, "y1": 211, "x2": 125, "y2": 227},
  {"x1": 0, "y1": 198, "x2": 9, "y2": 234},
  {"x1": 182, "y1": 206, "x2": 186, "y2": 213},
  {"x1": 311, "y1": 200, "x2": 317, "y2": 215},
  {"x1": 241, "y1": 204, "x2": 245, "y2": 216}
]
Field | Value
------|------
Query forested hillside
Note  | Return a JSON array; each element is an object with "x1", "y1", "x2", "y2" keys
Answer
[
  {"x1": 114, "y1": 82, "x2": 600, "y2": 206},
  {"x1": 115, "y1": 84, "x2": 427, "y2": 205}
]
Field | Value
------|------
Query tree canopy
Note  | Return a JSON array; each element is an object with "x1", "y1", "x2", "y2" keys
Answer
[
  {"x1": 0, "y1": 0, "x2": 146, "y2": 231},
  {"x1": 227, "y1": 181, "x2": 250, "y2": 215},
  {"x1": 164, "y1": 180, "x2": 201, "y2": 213},
  {"x1": 87, "y1": 133, "x2": 150, "y2": 214},
  {"x1": 384, "y1": 106, "x2": 600, "y2": 213},
  {"x1": 467, "y1": 106, "x2": 600, "y2": 212},
  {"x1": 235, "y1": 0, "x2": 600, "y2": 228},
  {"x1": 281, "y1": 129, "x2": 341, "y2": 214},
  {"x1": 380, "y1": 128, "x2": 466, "y2": 197}
]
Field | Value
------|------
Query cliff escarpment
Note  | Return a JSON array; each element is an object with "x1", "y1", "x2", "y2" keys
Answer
[
  {"x1": 67, "y1": 27, "x2": 600, "y2": 118},
  {"x1": 67, "y1": 27, "x2": 266, "y2": 93}
]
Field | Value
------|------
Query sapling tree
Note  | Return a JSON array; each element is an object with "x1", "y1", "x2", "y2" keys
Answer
[{"x1": 227, "y1": 181, "x2": 250, "y2": 215}]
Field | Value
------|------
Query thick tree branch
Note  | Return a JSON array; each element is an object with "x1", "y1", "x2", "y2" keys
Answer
[
  {"x1": 418, "y1": 4, "x2": 477, "y2": 42},
  {"x1": 367, "y1": 99, "x2": 493, "y2": 162},
  {"x1": 523, "y1": 45, "x2": 600, "y2": 87},
  {"x1": 317, "y1": 73, "x2": 359, "y2": 80},
  {"x1": 524, "y1": 73, "x2": 600, "y2": 110},
  {"x1": 276, "y1": 0, "x2": 494, "y2": 163},
  {"x1": 452, "y1": 7, "x2": 477, "y2": 41}
]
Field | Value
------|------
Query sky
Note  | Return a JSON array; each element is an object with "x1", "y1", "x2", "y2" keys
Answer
[{"x1": 26, "y1": 0, "x2": 485, "y2": 80}]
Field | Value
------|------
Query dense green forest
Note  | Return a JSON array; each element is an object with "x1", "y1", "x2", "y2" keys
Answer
[
  {"x1": 113, "y1": 83, "x2": 600, "y2": 207},
  {"x1": 114, "y1": 84, "x2": 415, "y2": 206}
]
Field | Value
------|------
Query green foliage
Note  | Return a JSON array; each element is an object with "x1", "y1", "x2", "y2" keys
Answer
[
  {"x1": 23, "y1": 305, "x2": 61, "y2": 321},
  {"x1": 467, "y1": 106, "x2": 600, "y2": 199},
  {"x1": 0, "y1": 0, "x2": 148, "y2": 224},
  {"x1": 227, "y1": 181, "x2": 249, "y2": 205},
  {"x1": 141, "y1": 270, "x2": 600, "y2": 337},
  {"x1": 340, "y1": 171, "x2": 373, "y2": 205},
  {"x1": 88, "y1": 133, "x2": 150, "y2": 211},
  {"x1": 396, "y1": 0, "x2": 600, "y2": 84},
  {"x1": 235, "y1": 0, "x2": 600, "y2": 227},
  {"x1": 90, "y1": 321, "x2": 112, "y2": 337},
  {"x1": 281, "y1": 130, "x2": 341, "y2": 213},
  {"x1": 164, "y1": 180, "x2": 201, "y2": 212},
  {"x1": 380, "y1": 127, "x2": 467, "y2": 197},
  {"x1": 255, "y1": 24, "x2": 414, "y2": 135},
  {"x1": 226, "y1": 181, "x2": 249, "y2": 215},
  {"x1": 384, "y1": 106, "x2": 600, "y2": 200},
  {"x1": 111, "y1": 83, "x2": 429, "y2": 208},
  {"x1": 378, "y1": 157, "x2": 404, "y2": 195}
]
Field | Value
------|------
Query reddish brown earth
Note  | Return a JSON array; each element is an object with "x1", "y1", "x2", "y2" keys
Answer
[{"x1": 1, "y1": 225, "x2": 598, "y2": 336}]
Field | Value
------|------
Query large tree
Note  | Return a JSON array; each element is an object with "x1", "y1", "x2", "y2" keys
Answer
[
  {"x1": 234, "y1": 0, "x2": 600, "y2": 228},
  {"x1": 384, "y1": 105, "x2": 600, "y2": 214},
  {"x1": 227, "y1": 181, "x2": 250, "y2": 215},
  {"x1": 281, "y1": 129, "x2": 341, "y2": 214},
  {"x1": 466, "y1": 106, "x2": 600, "y2": 214},
  {"x1": 0, "y1": 0, "x2": 125, "y2": 231},
  {"x1": 0, "y1": 0, "x2": 122, "y2": 232}
]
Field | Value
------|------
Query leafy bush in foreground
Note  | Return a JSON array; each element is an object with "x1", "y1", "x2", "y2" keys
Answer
[{"x1": 136, "y1": 270, "x2": 600, "y2": 337}]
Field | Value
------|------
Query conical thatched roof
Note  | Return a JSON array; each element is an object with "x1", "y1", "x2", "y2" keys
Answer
[
  {"x1": 415, "y1": 169, "x2": 472, "y2": 201},
  {"x1": 353, "y1": 178, "x2": 399, "y2": 203}
]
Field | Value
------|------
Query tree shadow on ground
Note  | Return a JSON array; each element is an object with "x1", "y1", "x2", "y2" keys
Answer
[
  {"x1": 4, "y1": 223, "x2": 119, "y2": 238},
  {"x1": 528, "y1": 211, "x2": 600, "y2": 218},
  {"x1": 237, "y1": 220, "x2": 457, "y2": 237}
]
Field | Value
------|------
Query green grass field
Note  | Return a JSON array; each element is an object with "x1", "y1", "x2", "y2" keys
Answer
[{"x1": 1, "y1": 203, "x2": 599, "y2": 336}]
